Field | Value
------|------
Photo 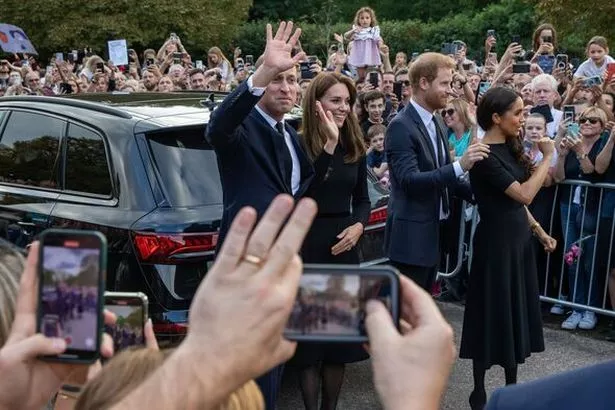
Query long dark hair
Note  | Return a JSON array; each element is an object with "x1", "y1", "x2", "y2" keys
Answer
[{"x1": 477, "y1": 87, "x2": 533, "y2": 178}]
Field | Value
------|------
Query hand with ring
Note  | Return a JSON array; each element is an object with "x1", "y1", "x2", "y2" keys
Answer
[{"x1": 331, "y1": 222, "x2": 364, "y2": 256}]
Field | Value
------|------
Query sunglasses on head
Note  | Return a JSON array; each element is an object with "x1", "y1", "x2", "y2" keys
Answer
[
  {"x1": 579, "y1": 117, "x2": 601, "y2": 125},
  {"x1": 441, "y1": 108, "x2": 455, "y2": 117}
]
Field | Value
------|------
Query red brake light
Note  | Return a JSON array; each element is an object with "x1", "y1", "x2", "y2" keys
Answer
[
  {"x1": 133, "y1": 232, "x2": 218, "y2": 263},
  {"x1": 153, "y1": 323, "x2": 188, "y2": 335},
  {"x1": 368, "y1": 206, "x2": 387, "y2": 225}
]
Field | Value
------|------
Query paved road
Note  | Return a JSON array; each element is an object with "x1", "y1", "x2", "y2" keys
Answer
[
  {"x1": 62, "y1": 311, "x2": 97, "y2": 350},
  {"x1": 279, "y1": 302, "x2": 615, "y2": 409}
]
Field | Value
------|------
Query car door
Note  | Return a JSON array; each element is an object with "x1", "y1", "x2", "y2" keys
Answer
[{"x1": 0, "y1": 109, "x2": 65, "y2": 247}]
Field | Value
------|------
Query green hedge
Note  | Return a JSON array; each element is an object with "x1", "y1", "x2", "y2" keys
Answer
[{"x1": 230, "y1": 0, "x2": 585, "y2": 64}]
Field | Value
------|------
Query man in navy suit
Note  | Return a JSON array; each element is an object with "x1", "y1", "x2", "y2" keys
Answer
[
  {"x1": 206, "y1": 22, "x2": 314, "y2": 409},
  {"x1": 384, "y1": 52, "x2": 490, "y2": 291},
  {"x1": 486, "y1": 360, "x2": 615, "y2": 409}
]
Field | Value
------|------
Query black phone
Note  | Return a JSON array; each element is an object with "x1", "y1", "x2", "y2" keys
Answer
[
  {"x1": 104, "y1": 292, "x2": 148, "y2": 353},
  {"x1": 60, "y1": 82, "x2": 73, "y2": 94},
  {"x1": 393, "y1": 81, "x2": 403, "y2": 101},
  {"x1": 530, "y1": 104, "x2": 554, "y2": 123},
  {"x1": 37, "y1": 229, "x2": 107, "y2": 364},
  {"x1": 300, "y1": 62, "x2": 314, "y2": 80},
  {"x1": 146, "y1": 57, "x2": 155, "y2": 67},
  {"x1": 368, "y1": 71, "x2": 379, "y2": 88},
  {"x1": 570, "y1": 57, "x2": 581, "y2": 69},
  {"x1": 245, "y1": 55, "x2": 254, "y2": 65},
  {"x1": 173, "y1": 52, "x2": 182, "y2": 63},
  {"x1": 96, "y1": 62, "x2": 104, "y2": 73},
  {"x1": 563, "y1": 105, "x2": 575, "y2": 122},
  {"x1": 284, "y1": 265, "x2": 400, "y2": 343},
  {"x1": 511, "y1": 34, "x2": 521, "y2": 44},
  {"x1": 487, "y1": 29, "x2": 496, "y2": 38},
  {"x1": 542, "y1": 35, "x2": 553, "y2": 44},
  {"x1": 512, "y1": 62, "x2": 530, "y2": 74}
]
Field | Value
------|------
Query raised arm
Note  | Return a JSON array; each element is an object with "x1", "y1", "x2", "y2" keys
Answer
[
  {"x1": 596, "y1": 129, "x2": 615, "y2": 174},
  {"x1": 505, "y1": 139, "x2": 555, "y2": 205}
]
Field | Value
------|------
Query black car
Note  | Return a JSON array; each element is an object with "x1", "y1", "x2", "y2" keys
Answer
[{"x1": 0, "y1": 92, "x2": 389, "y2": 341}]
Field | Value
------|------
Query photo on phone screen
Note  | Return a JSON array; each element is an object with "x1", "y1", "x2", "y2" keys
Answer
[
  {"x1": 284, "y1": 265, "x2": 399, "y2": 342},
  {"x1": 104, "y1": 292, "x2": 147, "y2": 352},
  {"x1": 563, "y1": 105, "x2": 575, "y2": 122},
  {"x1": 38, "y1": 230, "x2": 106, "y2": 363}
]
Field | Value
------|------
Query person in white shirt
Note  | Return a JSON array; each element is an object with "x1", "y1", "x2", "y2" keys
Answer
[
  {"x1": 574, "y1": 36, "x2": 614, "y2": 79},
  {"x1": 531, "y1": 74, "x2": 563, "y2": 138}
]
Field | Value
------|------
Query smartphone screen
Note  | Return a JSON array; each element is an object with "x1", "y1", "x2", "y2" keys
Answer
[
  {"x1": 563, "y1": 105, "x2": 575, "y2": 122},
  {"x1": 245, "y1": 55, "x2": 254, "y2": 65},
  {"x1": 38, "y1": 230, "x2": 106, "y2": 363},
  {"x1": 284, "y1": 265, "x2": 400, "y2": 342},
  {"x1": 104, "y1": 292, "x2": 148, "y2": 352},
  {"x1": 300, "y1": 62, "x2": 314, "y2": 80}
]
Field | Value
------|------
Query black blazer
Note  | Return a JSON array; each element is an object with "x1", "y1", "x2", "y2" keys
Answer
[
  {"x1": 384, "y1": 103, "x2": 471, "y2": 267},
  {"x1": 486, "y1": 360, "x2": 615, "y2": 409},
  {"x1": 206, "y1": 81, "x2": 314, "y2": 247}
]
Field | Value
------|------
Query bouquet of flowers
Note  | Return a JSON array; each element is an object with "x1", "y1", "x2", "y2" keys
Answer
[{"x1": 564, "y1": 244, "x2": 581, "y2": 266}]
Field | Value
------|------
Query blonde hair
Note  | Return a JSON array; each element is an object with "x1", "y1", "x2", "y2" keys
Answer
[
  {"x1": 0, "y1": 242, "x2": 25, "y2": 348},
  {"x1": 353, "y1": 7, "x2": 378, "y2": 27},
  {"x1": 208, "y1": 47, "x2": 232, "y2": 70},
  {"x1": 580, "y1": 106, "x2": 608, "y2": 127},
  {"x1": 75, "y1": 347, "x2": 264, "y2": 410},
  {"x1": 410, "y1": 53, "x2": 456, "y2": 91},
  {"x1": 301, "y1": 72, "x2": 366, "y2": 164},
  {"x1": 448, "y1": 98, "x2": 475, "y2": 132}
]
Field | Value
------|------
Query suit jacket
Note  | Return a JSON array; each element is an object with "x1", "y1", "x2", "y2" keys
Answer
[
  {"x1": 384, "y1": 103, "x2": 471, "y2": 267},
  {"x1": 486, "y1": 360, "x2": 615, "y2": 410},
  {"x1": 206, "y1": 80, "x2": 315, "y2": 247}
]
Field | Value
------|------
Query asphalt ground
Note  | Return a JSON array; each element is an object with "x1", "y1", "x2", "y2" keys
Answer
[{"x1": 278, "y1": 302, "x2": 615, "y2": 409}]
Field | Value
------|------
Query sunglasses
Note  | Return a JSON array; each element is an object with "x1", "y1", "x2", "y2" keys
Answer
[
  {"x1": 441, "y1": 108, "x2": 455, "y2": 117},
  {"x1": 398, "y1": 80, "x2": 410, "y2": 86},
  {"x1": 579, "y1": 117, "x2": 601, "y2": 125}
]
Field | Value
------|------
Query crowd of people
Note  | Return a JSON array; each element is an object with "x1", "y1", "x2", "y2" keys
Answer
[{"x1": 1, "y1": 5, "x2": 615, "y2": 410}]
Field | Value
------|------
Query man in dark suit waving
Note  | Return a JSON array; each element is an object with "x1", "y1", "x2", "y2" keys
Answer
[
  {"x1": 206, "y1": 21, "x2": 314, "y2": 409},
  {"x1": 384, "y1": 52, "x2": 490, "y2": 291}
]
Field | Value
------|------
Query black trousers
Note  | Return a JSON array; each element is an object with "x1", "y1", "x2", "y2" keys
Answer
[{"x1": 390, "y1": 220, "x2": 450, "y2": 292}]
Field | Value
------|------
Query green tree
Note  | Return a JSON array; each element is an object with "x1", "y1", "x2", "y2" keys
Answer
[
  {"x1": 534, "y1": 0, "x2": 615, "y2": 55},
  {"x1": 2, "y1": 0, "x2": 252, "y2": 59}
]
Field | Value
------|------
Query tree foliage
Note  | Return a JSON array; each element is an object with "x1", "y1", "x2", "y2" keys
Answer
[
  {"x1": 1, "y1": 0, "x2": 252, "y2": 59},
  {"x1": 236, "y1": 0, "x2": 538, "y2": 62},
  {"x1": 535, "y1": 0, "x2": 615, "y2": 55}
]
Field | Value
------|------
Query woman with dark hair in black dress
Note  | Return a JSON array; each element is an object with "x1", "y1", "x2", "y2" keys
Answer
[
  {"x1": 292, "y1": 72, "x2": 370, "y2": 410},
  {"x1": 459, "y1": 87, "x2": 558, "y2": 409}
]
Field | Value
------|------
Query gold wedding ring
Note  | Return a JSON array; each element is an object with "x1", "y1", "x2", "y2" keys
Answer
[{"x1": 242, "y1": 254, "x2": 264, "y2": 266}]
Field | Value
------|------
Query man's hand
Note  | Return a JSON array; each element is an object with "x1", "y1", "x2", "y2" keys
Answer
[
  {"x1": 252, "y1": 21, "x2": 306, "y2": 88},
  {"x1": 459, "y1": 142, "x2": 490, "y2": 171},
  {"x1": 0, "y1": 243, "x2": 115, "y2": 410},
  {"x1": 366, "y1": 275, "x2": 455, "y2": 410},
  {"x1": 182, "y1": 195, "x2": 317, "y2": 399}
]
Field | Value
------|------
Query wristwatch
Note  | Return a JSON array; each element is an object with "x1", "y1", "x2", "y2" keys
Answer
[{"x1": 577, "y1": 152, "x2": 588, "y2": 160}]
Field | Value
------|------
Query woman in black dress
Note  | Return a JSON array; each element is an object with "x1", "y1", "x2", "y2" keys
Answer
[
  {"x1": 293, "y1": 72, "x2": 370, "y2": 410},
  {"x1": 459, "y1": 87, "x2": 557, "y2": 409}
]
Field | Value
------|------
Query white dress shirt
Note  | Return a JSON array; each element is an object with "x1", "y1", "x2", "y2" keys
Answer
[
  {"x1": 248, "y1": 76, "x2": 301, "y2": 195},
  {"x1": 410, "y1": 98, "x2": 464, "y2": 219}
]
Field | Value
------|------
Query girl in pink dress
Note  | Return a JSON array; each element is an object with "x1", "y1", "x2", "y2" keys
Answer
[{"x1": 344, "y1": 7, "x2": 383, "y2": 81}]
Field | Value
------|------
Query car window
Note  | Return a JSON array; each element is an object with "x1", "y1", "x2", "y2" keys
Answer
[
  {"x1": 146, "y1": 126, "x2": 222, "y2": 207},
  {"x1": 65, "y1": 124, "x2": 112, "y2": 196},
  {"x1": 366, "y1": 168, "x2": 389, "y2": 208},
  {"x1": 0, "y1": 111, "x2": 63, "y2": 188}
]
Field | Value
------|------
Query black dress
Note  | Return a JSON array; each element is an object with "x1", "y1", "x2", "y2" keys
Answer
[
  {"x1": 291, "y1": 143, "x2": 371, "y2": 366},
  {"x1": 459, "y1": 144, "x2": 545, "y2": 369}
]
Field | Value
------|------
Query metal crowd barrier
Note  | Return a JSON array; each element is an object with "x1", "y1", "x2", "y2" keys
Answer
[{"x1": 437, "y1": 179, "x2": 615, "y2": 319}]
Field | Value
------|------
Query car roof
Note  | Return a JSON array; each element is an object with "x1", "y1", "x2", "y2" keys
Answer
[{"x1": 0, "y1": 92, "x2": 302, "y2": 131}]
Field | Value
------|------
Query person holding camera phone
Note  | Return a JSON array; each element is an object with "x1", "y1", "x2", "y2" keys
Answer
[
  {"x1": 205, "y1": 22, "x2": 314, "y2": 410},
  {"x1": 291, "y1": 72, "x2": 370, "y2": 410}
]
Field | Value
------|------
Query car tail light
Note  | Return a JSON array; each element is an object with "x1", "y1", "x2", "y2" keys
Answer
[
  {"x1": 153, "y1": 323, "x2": 188, "y2": 335},
  {"x1": 133, "y1": 232, "x2": 218, "y2": 263},
  {"x1": 368, "y1": 206, "x2": 387, "y2": 225}
]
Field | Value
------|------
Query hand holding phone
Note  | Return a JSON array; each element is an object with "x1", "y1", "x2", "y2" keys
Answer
[
  {"x1": 104, "y1": 292, "x2": 148, "y2": 353},
  {"x1": 37, "y1": 229, "x2": 107, "y2": 363}
]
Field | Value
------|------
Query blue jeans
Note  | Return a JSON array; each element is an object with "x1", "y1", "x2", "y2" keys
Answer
[{"x1": 560, "y1": 202, "x2": 599, "y2": 311}]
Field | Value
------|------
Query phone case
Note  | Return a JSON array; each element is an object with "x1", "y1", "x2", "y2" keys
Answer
[
  {"x1": 37, "y1": 229, "x2": 107, "y2": 364},
  {"x1": 104, "y1": 291, "x2": 149, "y2": 323},
  {"x1": 284, "y1": 264, "x2": 400, "y2": 343}
]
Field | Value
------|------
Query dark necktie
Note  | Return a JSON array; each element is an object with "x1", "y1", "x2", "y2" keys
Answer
[
  {"x1": 275, "y1": 122, "x2": 293, "y2": 191},
  {"x1": 433, "y1": 117, "x2": 450, "y2": 214}
]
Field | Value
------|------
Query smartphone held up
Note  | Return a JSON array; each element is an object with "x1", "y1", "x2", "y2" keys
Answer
[
  {"x1": 284, "y1": 265, "x2": 400, "y2": 343},
  {"x1": 105, "y1": 292, "x2": 148, "y2": 352},
  {"x1": 37, "y1": 230, "x2": 107, "y2": 363}
]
